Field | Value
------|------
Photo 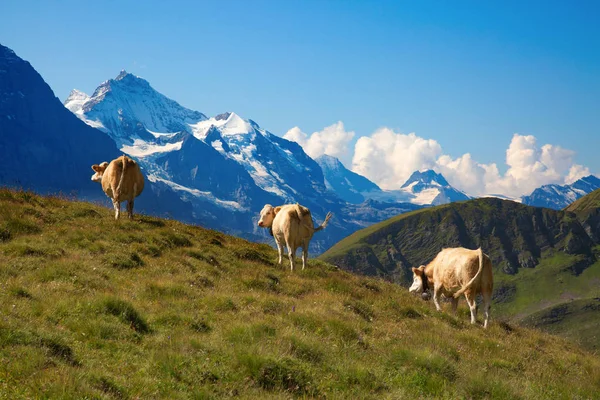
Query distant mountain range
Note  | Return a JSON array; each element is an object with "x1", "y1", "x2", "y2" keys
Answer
[
  {"x1": 521, "y1": 175, "x2": 600, "y2": 210},
  {"x1": 316, "y1": 158, "x2": 471, "y2": 205},
  {"x1": 0, "y1": 45, "x2": 426, "y2": 253},
  {"x1": 2, "y1": 42, "x2": 598, "y2": 253}
]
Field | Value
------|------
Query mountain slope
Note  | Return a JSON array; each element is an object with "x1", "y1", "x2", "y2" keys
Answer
[
  {"x1": 0, "y1": 44, "x2": 119, "y2": 197},
  {"x1": 65, "y1": 70, "x2": 207, "y2": 147},
  {"x1": 316, "y1": 158, "x2": 470, "y2": 207},
  {"x1": 321, "y1": 196, "x2": 600, "y2": 348},
  {"x1": 522, "y1": 175, "x2": 600, "y2": 210},
  {"x1": 1, "y1": 188, "x2": 599, "y2": 399},
  {"x1": 0, "y1": 44, "x2": 227, "y2": 229},
  {"x1": 565, "y1": 188, "x2": 600, "y2": 213},
  {"x1": 399, "y1": 170, "x2": 471, "y2": 205},
  {"x1": 316, "y1": 154, "x2": 381, "y2": 204}
]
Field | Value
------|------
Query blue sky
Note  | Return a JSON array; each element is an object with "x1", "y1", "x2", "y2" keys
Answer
[{"x1": 1, "y1": 0, "x2": 598, "y2": 194}]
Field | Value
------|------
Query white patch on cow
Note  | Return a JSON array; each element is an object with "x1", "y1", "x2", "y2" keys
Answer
[{"x1": 408, "y1": 274, "x2": 423, "y2": 294}]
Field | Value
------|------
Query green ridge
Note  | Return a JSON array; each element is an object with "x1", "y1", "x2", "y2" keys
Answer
[{"x1": 321, "y1": 196, "x2": 600, "y2": 350}]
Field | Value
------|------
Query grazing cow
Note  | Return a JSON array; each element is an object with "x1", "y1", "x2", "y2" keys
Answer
[
  {"x1": 91, "y1": 155, "x2": 145, "y2": 220},
  {"x1": 258, "y1": 203, "x2": 332, "y2": 270},
  {"x1": 409, "y1": 247, "x2": 493, "y2": 328}
]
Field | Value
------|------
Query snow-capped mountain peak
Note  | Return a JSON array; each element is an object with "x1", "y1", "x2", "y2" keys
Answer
[
  {"x1": 398, "y1": 169, "x2": 469, "y2": 205},
  {"x1": 64, "y1": 70, "x2": 207, "y2": 147},
  {"x1": 190, "y1": 111, "x2": 254, "y2": 140},
  {"x1": 522, "y1": 175, "x2": 600, "y2": 210},
  {"x1": 64, "y1": 89, "x2": 90, "y2": 115},
  {"x1": 401, "y1": 169, "x2": 449, "y2": 188},
  {"x1": 316, "y1": 154, "x2": 381, "y2": 204}
]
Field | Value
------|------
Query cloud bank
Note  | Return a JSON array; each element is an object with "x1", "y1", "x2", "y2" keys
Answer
[
  {"x1": 283, "y1": 122, "x2": 355, "y2": 165},
  {"x1": 284, "y1": 124, "x2": 592, "y2": 198}
]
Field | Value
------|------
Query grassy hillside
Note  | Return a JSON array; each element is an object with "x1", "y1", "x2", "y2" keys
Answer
[
  {"x1": 1, "y1": 189, "x2": 600, "y2": 399},
  {"x1": 565, "y1": 188, "x2": 600, "y2": 213},
  {"x1": 320, "y1": 197, "x2": 600, "y2": 349}
]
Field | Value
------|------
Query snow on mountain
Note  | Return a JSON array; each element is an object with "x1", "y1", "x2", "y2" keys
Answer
[
  {"x1": 522, "y1": 175, "x2": 600, "y2": 210},
  {"x1": 63, "y1": 71, "x2": 362, "y2": 252},
  {"x1": 317, "y1": 159, "x2": 469, "y2": 206},
  {"x1": 398, "y1": 170, "x2": 470, "y2": 205},
  {"x1": 66, "y1": 70, "x2": 206, "y2": 148},
  {"x1": 316, "y1": 154, "x2": 381, "y2": 204}
]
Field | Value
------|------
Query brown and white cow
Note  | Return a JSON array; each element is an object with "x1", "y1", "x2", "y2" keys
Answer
[
  {"x1": 258, "y1": 203, "x2": 332, "y2": 271},
  {"x1": 409, "y1": 247, "x2": 493, "y2": 328},
  {"x1": 91, "y1": 155, "x2": 145, "y2": 220}
]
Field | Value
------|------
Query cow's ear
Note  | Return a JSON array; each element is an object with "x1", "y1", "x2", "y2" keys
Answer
[
  {"x1": 412, "y1": 267, "x2": 421, "y2": 275},
  {"x1": 92, "y1": 164, "x2": 100, "y2": 172},
  {"x1": 274, "y1": 206, "x2": 282, "y2": 215}
]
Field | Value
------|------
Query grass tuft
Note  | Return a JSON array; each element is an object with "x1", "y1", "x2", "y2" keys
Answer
[
  {"x1": 101, "y1": 298, "x2": 151, "y2": 334},
  {"x1": 39, "y1": 337, "x2": 80, "y2": 366},
  {"x1": 104, "y1": 252, "x2": 144, "y2": 269},
  {"x1": 344, "y1": 299, "x2": 375, "y2": 322}
]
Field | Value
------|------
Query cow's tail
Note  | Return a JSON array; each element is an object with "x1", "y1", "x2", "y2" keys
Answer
[
  {"x1": 115, "y1": 154, "x2": 128, "y2": 201},
  {"x1": 313, "y1": 212, "x2": 333, "y2": 233},
  {"x1": 453, "y1": 247, "x2": 484, "y2": 298}
]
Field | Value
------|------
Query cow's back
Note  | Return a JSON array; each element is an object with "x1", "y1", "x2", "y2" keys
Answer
[
  {"x1": 272, "y1": 205, "x2": 303, "y2": 247},
  {"x1": 101, "y1": 157, "x2": 144, "y2": 201},
  {"x1": 431, "y1": 248, "x2": 483, "y2": 293}
]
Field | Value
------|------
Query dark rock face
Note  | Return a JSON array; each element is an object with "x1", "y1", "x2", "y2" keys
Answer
[{"x1": 0, "y1": 44, "x2": 120, "y2": 198}]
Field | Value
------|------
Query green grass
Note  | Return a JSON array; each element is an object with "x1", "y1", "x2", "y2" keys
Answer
[
  {"x1": 520, "y1": 298, "x2": 600, "y2": 351},
  {"x1": 1, "y1": 188, "x2": 600, "y2": 399},
  {"x1": 493, "y1": 253, "x2": 600, "y2": 317},
  {"x1": 565, "y1": 188, "x2": 600, "y2": 213}
]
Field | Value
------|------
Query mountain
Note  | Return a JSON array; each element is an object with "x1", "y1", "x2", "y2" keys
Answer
[
  {"x1": 522, "y1": 175, "x2": 600, "y2": 210},
  {"x1": 64, "y1": 70, "x2": 207, "y2": 148},
  {"x1": 0, "y1": 45, "x2": 223, "y2": 227},
  {"x1": 64, "y1": 71, "x2": 424, "y2": 253},
  {"x1": 316, "y1": 154, "x2": 381, "y2": 203},
  {"x1": 350, "y1": 169, "x2": 471, "y2": 205},
  {"x1": 0, "y1": 43, "x2": 119, "y2": 197},
  {"x1": 320, "y1": 195, "x2": 600, "y2": 349},
  {"x1": 566, "y1": 188, "x2": 600, "y2": 214},
  {"x1": 398, "y1": 170, "x2": 471, "y2": 205},
  {"x1": 315, "y1": 157, "x2": 469, "y2": 207},
  {"x1": 2, "y1": 188, "x2": 599, "y2": 399}
]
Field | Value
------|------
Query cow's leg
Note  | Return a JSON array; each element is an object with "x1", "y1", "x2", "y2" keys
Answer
[
  {"x1": 127, "y1": 199, "x2": 134, "y2": 219},
  {"x1": 301, "y1": 242, "x2": 309, "y2": 270},
  {"x1": 433, "y1": 284, "x2": 443, "y2": 311},
  {"x1": 451, "y1": 297, "x2": 459, "y2": 315},
  {"x1": 465, "y1": 292, "x2": 477, "y2": 325},
  {"x1": 482, "y1": 291, "x2": 492, "y2": 329},
  {"x1": 112, "y1": 199, "x2": 121, "y2": 220},
  {"x1": 287, "y1": 243, "x2": 295, "y2": 271},
  {"x1": 275, "y1": 240, "x2": 284, "y2": 266}
]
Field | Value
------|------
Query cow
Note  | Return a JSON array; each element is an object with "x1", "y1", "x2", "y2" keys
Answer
[
  {"x1": 408, "y1": 247, "x2": 493, "y2": 328},
  {"x1": 91, "y1": 155, "x2": 145, "y2": 220},
  {"x1": 258, "y1": 203, "x2": 332, "y2": 271}
]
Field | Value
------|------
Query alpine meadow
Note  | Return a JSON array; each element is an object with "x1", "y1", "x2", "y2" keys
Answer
[{"x1": 2, "y1": 1, "x2": 600, "y2": 399}]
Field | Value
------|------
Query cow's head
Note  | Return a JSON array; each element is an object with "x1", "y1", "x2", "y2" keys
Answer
[
  {"x1": 91, "y1": 162, "x2": 109, "y2": 183},
  {"x1": 258, "y1": 204, "x2": 282, "y2": 228},
  {"x1": 409, "y1": 265, "x2": 431, "y2": 300}
]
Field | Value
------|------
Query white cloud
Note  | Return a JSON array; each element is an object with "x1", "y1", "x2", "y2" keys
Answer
[
  {"x1": 283, "y1": 122, "x2": 354, "y2": 164},
  {"x1": 352, "y1": 129, "x2": 442, "y2": 189},
  {"x1": 285, "y1": 122, "x2": 593, "y2": 198},
  {"x1": 565, "y1": 164, "x2": 591, "y2": 184}
]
